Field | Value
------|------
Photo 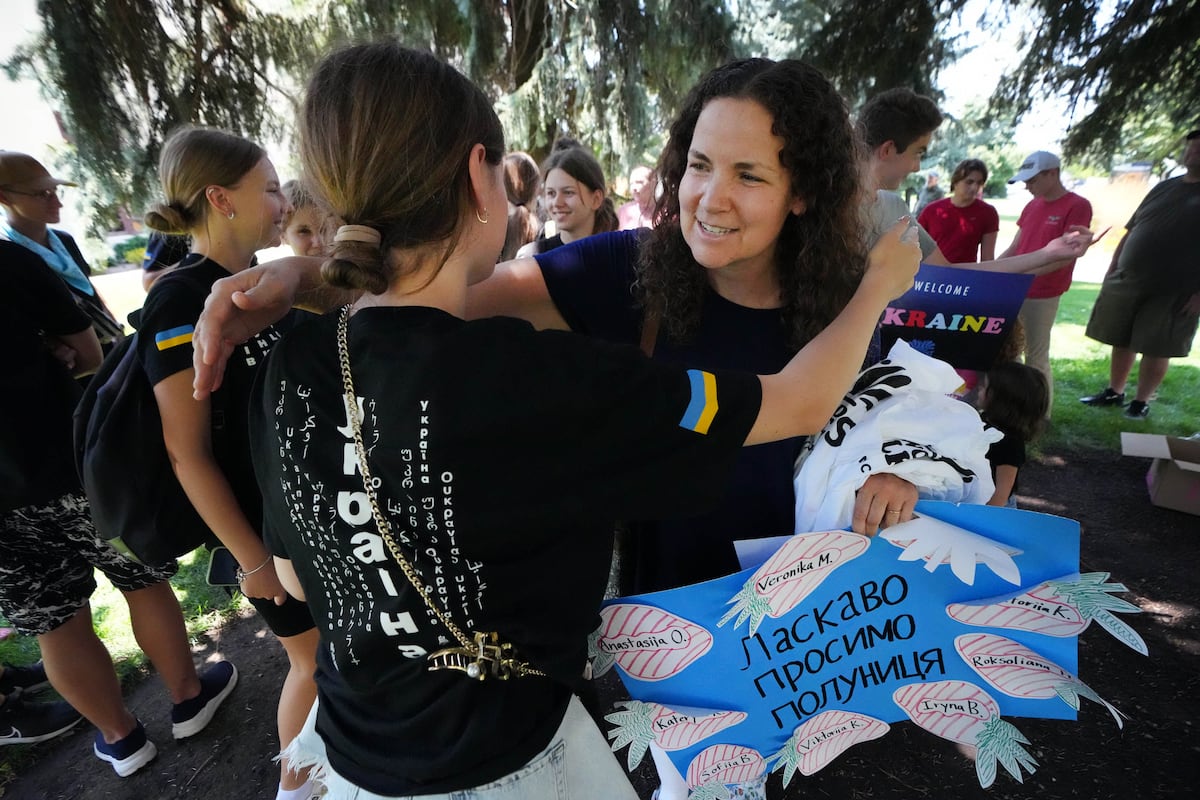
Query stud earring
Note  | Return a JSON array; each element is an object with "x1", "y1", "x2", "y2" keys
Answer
[
  {"x1": 475, "y1": 208, "x2": 489, "y2": 224},
  {"x1": 228, "y1": 212, "x2": 236, "y2": 220}
]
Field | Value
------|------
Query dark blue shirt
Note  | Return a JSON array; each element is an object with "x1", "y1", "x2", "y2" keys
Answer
[{"x1": 537, "y1": 230, "x2": 805, "y2": 592}]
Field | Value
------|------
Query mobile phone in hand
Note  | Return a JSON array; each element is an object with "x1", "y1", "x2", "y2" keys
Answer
[{"x1": 206, "y1": 546, "x2": 240, "y2": 587}]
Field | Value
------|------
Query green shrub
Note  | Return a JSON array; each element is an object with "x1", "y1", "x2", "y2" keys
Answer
[{"x1": 111, "y1": 235, "x2": 148, "y2": 265}]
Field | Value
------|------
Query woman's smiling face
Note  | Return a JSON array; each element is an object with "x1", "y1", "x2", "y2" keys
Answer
[{"x1": 678, "y1": 97, "x2": 805, "y2": 281}]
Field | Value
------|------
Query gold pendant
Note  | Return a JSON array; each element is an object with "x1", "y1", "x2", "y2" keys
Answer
[{"x1": 426, "y1": 631, "x2": 537, "y2": 681}]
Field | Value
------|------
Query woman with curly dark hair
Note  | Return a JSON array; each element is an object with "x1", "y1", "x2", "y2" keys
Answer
[
  {"x1": 635, "y1": 58, "x2": 867, "y2": 350},
  {"x1": 466, "y1": 58, "x2": 920, "y2": 602}
]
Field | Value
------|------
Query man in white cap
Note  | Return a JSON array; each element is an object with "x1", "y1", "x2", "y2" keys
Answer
[
  {"x1": 999, "y1": 150, "x2": 1093, "y2": 418},
  {"x1": 1080, "y1": 129, "x2": 1200, "y2": 419}
]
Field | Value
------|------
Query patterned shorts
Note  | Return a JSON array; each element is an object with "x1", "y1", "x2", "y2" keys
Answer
[{"x1": 0, "y1": 492, "x2": 178, "y2": 635}]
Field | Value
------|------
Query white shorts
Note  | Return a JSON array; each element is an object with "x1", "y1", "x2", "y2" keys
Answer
[{"x1": 281, "y1": 694, "x2": 638, "y2": 800}]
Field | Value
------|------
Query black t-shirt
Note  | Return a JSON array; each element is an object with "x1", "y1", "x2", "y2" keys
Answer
[
  {"x1": 985, "y1": 428, "x2": 1026, "y2": 494},
  {"x1": 0, "y1": 245, "x2": 93, "y2": 510},
  {"x1": 537, "y1": 230, "x2": 809, "y2": 592},
  {"x1": 138, "y1": 255, "x2": 295, "y2": 527},
  {"x1": 533, "y1": 233, "x2": 564, "y2": 254},
  {"x1": 1111, "y1": 177, "x2": 1200, "y2": 292},
  {"x1": 250, "y1": 307, "x2": 760, "y2": 795}
]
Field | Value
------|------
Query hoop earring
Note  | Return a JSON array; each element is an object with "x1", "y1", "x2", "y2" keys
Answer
[{"x1": 475, "y1": 207, "x2": 489, "y2": 225}]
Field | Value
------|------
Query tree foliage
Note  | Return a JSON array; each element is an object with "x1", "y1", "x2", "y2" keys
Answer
[
  {"x1": 797, "y1": 0, "x2": 965, "y2": 105},
  {"x1": 6, "y1": 0, "x2": 319, "y2": 229},
  {"x1": 7, "y1": 0, "x2": 1198, "y2": 232},
  {"x1": 988, "y1": 0, "x2": 1200, "y2": 167}
]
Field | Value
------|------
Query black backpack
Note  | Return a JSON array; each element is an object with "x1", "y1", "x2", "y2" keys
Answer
[{"x1": 73, "y1": 290, "x2": 221, "y2": 565}]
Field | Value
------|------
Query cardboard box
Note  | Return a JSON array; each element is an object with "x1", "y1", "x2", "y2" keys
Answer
[{"x1": 1120, "y1": 433, "x2": 1200, "y2": 516}]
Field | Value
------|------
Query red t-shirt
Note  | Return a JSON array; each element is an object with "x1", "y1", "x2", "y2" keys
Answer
[
  {"x1": 1013, "y1": 192, "x2": 1093, "y2": 298},
  {"x1": 918, "y1": 197, "x2": 1000, "y2": 264}
]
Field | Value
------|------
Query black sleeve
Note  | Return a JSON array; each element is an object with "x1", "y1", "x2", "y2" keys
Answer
[
  {"x1": 137, "y1": 273, "x2": 206, "y2": 386},
  {"x1": 986, "y1": 431, "x2": 1026, "y2": 470},
  {"x1": 535, "y1": 230, "x2": 645, "y2": 344},
  {"x1": 0, "y1": 242, "x2": 93, "y2": 336},
  {"x1": 473, "y1": 320, "x2": 762, "y2": 522}
]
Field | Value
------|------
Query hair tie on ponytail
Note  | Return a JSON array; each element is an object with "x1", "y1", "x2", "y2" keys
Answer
[{"x1": 334, "y1": 224, "x2": 382, "y2": 247}]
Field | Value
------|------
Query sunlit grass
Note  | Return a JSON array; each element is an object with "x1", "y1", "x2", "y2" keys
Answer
[
  {"x1": 0, "y1": 550, "x2": 246, "y2": 684},
  {"x1": 1045, "y1": 283, "x2": 1200, "y2": 451}
]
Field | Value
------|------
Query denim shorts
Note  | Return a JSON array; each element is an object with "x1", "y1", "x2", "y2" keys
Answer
[{"x1": 282, "y1": 694, "x2": 638, "y2": 800}]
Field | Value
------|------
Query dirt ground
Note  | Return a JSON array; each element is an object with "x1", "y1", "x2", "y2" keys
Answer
[{"x1": 2, "y1": 445, "x2": 1197, "y2": 800}]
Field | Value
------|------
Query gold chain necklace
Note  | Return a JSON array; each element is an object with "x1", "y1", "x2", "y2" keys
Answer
[{"x1": 336, "y1": 305, "x2": 543, "y2": 681}]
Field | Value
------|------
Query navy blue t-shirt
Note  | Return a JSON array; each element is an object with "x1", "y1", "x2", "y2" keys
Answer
[{"x1": 537, "y1": 230, "x2": 804, "y2": 592}]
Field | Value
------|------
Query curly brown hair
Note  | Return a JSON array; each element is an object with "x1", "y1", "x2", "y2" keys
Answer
[{"x1": 636, "y1": 58, "x2": 868, "y2": 350}]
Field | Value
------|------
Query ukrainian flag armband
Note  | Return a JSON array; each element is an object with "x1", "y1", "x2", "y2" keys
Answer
[
  {"x1": 678, "y1": 369, "x2": 718, "y2": 434},
  {"x1": 154, "y1": 324, "x2": 195, "y2": 351}
]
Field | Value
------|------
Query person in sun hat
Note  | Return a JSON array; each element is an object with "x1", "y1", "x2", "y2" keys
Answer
[
  {"x1": 0, "y1": 151, "x2": 125, "y2": 359},
  {"x1": 1080, "y1": 128, "x2": 1200, "y2": 420},
  {"x1": 999, "y1": 149, "x2": 1093, "y2": 419}
]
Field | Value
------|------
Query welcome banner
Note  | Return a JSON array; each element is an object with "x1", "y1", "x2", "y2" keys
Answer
[{"x1": 878, "y1": 265, "x2": 1033, "y2": 371}]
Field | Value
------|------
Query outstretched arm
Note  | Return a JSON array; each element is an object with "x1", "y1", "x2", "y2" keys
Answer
[
  {"x1": 748, "y1": 218, "x2": 920, "y2": 445},
  {"x1": 156, "y1": 370, "x2": 288, "y2": 605},
  {"x1": 465, "y1": 256, "x2": 570, "y2": 330},
  {"x1": 973, "y1": 226, "x2": 1095, "y2": 275}
]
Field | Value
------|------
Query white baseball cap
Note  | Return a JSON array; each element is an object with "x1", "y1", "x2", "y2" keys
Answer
[{"x1": 1008, "y1": 151, "x2": 1061, "y2": 184}]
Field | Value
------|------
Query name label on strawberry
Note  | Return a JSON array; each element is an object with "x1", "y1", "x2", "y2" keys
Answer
[
  {"x1": 918, "y1": 696, "x2": 989, "y2": 720},
  {"x1": 598, "y1": 629, "x2": 690, "y2": 653}
]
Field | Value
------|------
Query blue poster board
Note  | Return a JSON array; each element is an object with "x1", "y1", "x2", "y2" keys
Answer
[{"x1": 595, "y1": 501, "x2": 1140, "y2": 791}]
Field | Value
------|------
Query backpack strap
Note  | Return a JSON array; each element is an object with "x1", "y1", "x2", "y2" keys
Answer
[{"x1": 639, "y1": 308, "x2": 660, "y2": 358}]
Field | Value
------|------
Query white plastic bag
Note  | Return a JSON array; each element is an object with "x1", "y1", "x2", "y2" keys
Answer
[{"x1": 794, "y1": 340, "x2": 1002, "y2": 532}]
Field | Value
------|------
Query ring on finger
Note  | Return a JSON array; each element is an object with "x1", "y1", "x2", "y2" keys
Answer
[{"x1": 885, "y1": 508, "x2": 902, "y2": 517}]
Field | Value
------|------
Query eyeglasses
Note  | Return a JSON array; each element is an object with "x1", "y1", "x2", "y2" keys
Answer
[{"x1": 1, "y1": 187, "x2": 62, "y2": 201}]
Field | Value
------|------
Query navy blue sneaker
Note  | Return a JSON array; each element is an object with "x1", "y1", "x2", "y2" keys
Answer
[
  {"x1": 0, "y1": 694, "x2": 82, "y2": 745},
  {"x1": 171, "y1": 660, "x2": 238, "y2": 739},
  {"x1": 0, "y1": 661, "x2": 49, "y2": 695},
  {"x1": 93, "y1": 719, "x2": 157, "y2": 776}
]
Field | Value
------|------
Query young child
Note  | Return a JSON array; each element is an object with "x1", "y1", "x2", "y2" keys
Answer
[
  {"x1": 976, "y1": 361, "x2": 1049, "y2": 507},
  {"x1": 280, "y1": 180, "x2": 326, "y2": 257}
]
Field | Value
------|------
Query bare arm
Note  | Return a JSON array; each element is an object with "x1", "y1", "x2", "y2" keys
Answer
[
  {"x1": 465, "y1": 256, "x2": 570, "y2": 330},
  {"x1": 57, "y1": 327, "x2": 103, "y2": 376},
  {"x1": 155, "y1": 370, "x2": 287, "y2": 605},
  {"x1": 988, "y1": 465, "x2": 1019, "y2": 507},
  {"x1": 998, "y1": 227, "x2": 1021, "y2": 259},
  {"x1": 747, "y1": 219, "x2": 920, "y2": 445},
  {"x1": 941, "y1": 226, "x2": 1093, "y2": 276},
  {"x1": 980, "y1": 231, "x2": 998, "y2": 263}
]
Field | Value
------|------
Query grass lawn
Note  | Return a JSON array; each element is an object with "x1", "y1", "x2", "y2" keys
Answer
[{"x1": 1045, "y1": 282, "x2": 1200, "y2": 451}]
